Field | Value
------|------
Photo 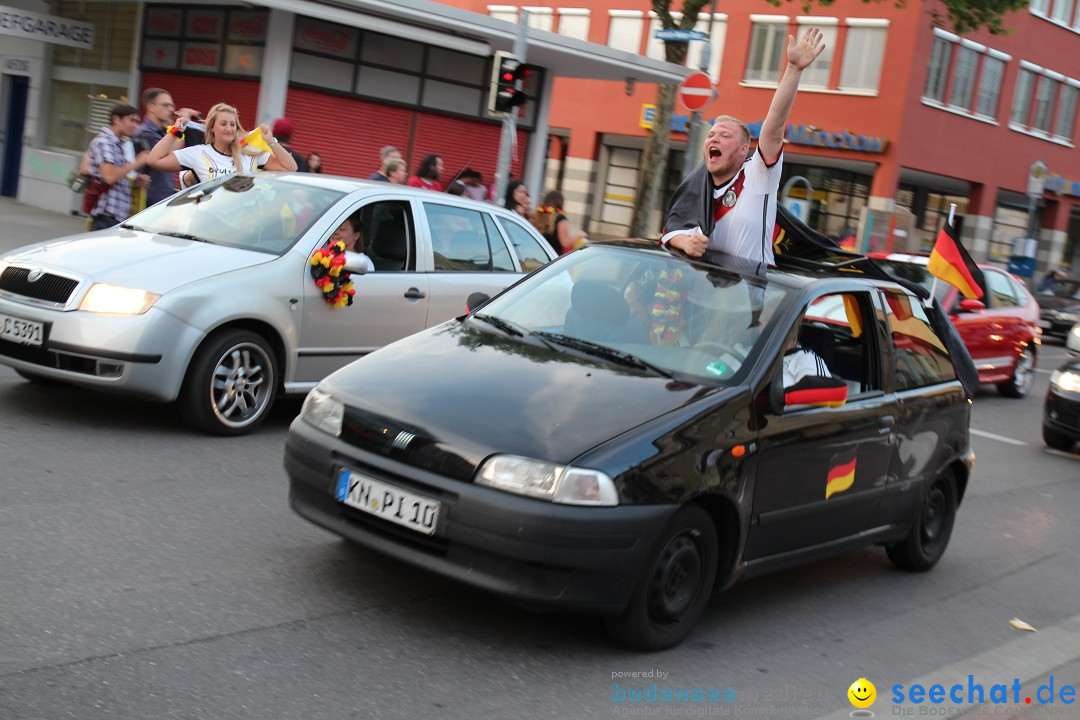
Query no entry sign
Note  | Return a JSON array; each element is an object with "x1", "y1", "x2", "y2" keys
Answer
[{"x1": 678, "y1": 71, "x2": 715, "y2": 112}]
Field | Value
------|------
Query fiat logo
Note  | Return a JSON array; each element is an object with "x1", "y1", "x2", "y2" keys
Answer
[{"x1": 26, "y1": 268, "x2": 46, "y2": 282}]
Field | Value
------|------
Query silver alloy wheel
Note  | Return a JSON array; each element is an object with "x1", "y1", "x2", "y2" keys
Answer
[
  {"x1": 209, "y1": 341, "x2": 274, "y2": 428},
  {"x1": 1012, "y1": 350, "x2": 1035, "y2": 396}
]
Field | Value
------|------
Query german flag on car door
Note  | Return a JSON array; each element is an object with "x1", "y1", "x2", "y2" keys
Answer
[
  {"x1": 825, "y1": 450, "x2": 857, "y2": 500},
  {"x1": 927, "y1": 220, "x2": 984, "y2": 300}
]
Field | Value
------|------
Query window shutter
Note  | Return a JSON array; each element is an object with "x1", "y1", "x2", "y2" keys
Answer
[
  {"x1": 975, "y1": 56, "x2": 1004, "y2": 118},
  {"x1": 1054, "y1": 84, "x2": 1078, "y2": 140}
]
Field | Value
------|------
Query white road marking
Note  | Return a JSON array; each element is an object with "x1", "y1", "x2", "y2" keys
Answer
[{"x1": 970, "y1": 429, "x2": 1027, "y2": 446}]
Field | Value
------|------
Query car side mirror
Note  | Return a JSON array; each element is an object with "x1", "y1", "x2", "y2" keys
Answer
[
  {"x1": 784, "y1": 376, "x2": 848, "y2": 410},
  {"x1": 343, "y1": 251, "x2": 370, "y2": 275},
  {"x1": 956, "y1": 298, "x2": 985, "y2": 313},
  {"x1": 466, "y1": 291, "x2": 491, "y2": 313}
]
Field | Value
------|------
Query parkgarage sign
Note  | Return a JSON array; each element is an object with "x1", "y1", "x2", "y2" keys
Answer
[{"x1": 0, "y1": 5, "x2": 93, "y2": 49}]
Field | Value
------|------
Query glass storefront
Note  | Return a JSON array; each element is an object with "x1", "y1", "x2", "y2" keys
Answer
[{"x1": 779, "y1": 163, "x2": 871, "y2": 241}]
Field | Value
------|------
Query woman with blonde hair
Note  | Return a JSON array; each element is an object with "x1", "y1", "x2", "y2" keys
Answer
[
  {"x1": 148, "y1": 102, "x2": 296, "y2": 187},
  {"x1": 531, "y1": 190, "x2": 586, "y2": 254}
]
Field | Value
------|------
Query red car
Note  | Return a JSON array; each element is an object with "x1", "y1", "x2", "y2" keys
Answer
[{"x1": 871, "y1": 253, "x2": 1041, "y2": 398}]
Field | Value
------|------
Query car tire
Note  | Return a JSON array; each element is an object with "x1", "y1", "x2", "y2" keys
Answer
[
  {"x1": 178, "y1": 329, "x2": 278, "y2": 436},
  {"x1": 1043, "y1": 424, "x2": 1075, "y2": 452},
  {"x1": 997, "y1": 348, "x2": 1035, "y2": 398},
  {"x1": 886, "y1": 471, "x2": 957, "y2": 571},
  {"x1": 604, "y1": 505, "x2": 718, "y2": 651},
  {"x1": 15, "y1": 369, "x2": 67, "y2": 386}
]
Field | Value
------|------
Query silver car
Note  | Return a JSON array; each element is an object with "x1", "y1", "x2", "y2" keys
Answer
[{"x1": 0, "y1": 173, "x2": 556, "y2": 434}]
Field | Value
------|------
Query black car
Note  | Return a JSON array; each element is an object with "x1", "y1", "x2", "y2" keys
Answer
[
  {"x1": 1036, "y1": 276, "x2": 1080, "y2": 339},
  {"x1": 285, "y1": 242, "x2": 974, "y2": 650},
  {"x1": 1043, "y1": 358, "x2": 1080, "y2": 452}
]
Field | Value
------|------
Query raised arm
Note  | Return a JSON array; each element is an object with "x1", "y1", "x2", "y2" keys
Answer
[
  {"x1": 759, "y1": 27, "x2": 825, "y2": 164},
  {"x1": 147, "y1": 130, "x2": 183, "y2": 172},
  {"x1": 259, "y1": 123, "x2": 299, "y2": 172}
]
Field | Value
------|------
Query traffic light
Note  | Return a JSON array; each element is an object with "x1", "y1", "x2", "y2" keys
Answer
[{"x1": 488, "y1": 51, "x2": 534, "y2": 115}]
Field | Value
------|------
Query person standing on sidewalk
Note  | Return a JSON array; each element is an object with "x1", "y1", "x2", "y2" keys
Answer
[
  {"x1": 86, "y1": 103, "x2": 150, "y2": 231},
  {"x1": 133, "y1": 88, "x2": 200, "y2": 206}
]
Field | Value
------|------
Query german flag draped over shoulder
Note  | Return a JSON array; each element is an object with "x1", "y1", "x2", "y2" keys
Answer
[{"x1": 928, "y1": 220, "x2": 984, "y2": 300}]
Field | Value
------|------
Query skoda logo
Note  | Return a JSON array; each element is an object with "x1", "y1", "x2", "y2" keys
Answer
[{"x1": 26, "y1": 268, "x2": 46, "y2": 283}]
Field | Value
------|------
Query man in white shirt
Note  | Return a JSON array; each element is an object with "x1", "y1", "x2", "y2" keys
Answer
[{"x1": 663, "y1": 27, "x2": 825, "y2": 265}]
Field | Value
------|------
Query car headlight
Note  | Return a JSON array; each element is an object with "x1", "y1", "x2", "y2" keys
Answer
[
  {"x1": 1049, "y1": 369, "x2": 1080, "y2": 393},
  {"x1": 476, "y1": 454, "x2": 618, "y2": 506},
  {"x1": 301, "y1": 387, "x2": 344, "y2": 436},
  {"x1": 78, "y1": 283, "x2": 160, "y2": 314}
]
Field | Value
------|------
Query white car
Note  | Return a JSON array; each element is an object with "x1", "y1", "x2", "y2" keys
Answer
[{"x1": 0, "y1": 173, "x2": 556, "y2": 434}]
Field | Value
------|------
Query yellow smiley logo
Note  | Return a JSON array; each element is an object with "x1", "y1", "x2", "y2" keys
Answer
[{"x1": 848, "y1": 678, "x2": 876, "y2": 709}]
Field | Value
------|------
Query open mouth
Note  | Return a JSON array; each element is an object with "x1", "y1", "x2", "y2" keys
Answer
[{"x1": 708, "y1": 147, "x2": 722, "y2": 160}]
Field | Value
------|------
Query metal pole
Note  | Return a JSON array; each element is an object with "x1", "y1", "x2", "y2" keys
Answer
[
  {"x1": 494, "y1": 10, "x2": 529, "y2": 207},
  {"x1": 682, "y1": 0, "x2": 718, "y2": 180}
]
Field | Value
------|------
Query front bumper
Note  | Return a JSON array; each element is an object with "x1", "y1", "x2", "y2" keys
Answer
[
  {"x1": 1044, "y1": 388, "x2": 1080, "y2": 442},
  {"x1": 285, "y1": 418, "x2": 675, "y2": 615},
  {"x1": 0, "y1": 298, "x2": 200, "y2": 401}
]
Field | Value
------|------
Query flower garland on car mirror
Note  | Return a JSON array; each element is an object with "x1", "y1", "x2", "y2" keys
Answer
[{"x1": 309, "y1": 240, "x2": 356, "y2": 308}]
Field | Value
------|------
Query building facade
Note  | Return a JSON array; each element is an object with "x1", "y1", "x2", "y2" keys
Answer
[{"x1": 1, "y1": 0, "x2": 1078, "y2": 276}]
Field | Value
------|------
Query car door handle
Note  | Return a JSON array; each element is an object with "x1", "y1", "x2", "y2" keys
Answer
[
  {"x1": 403, "y1": 287, "x2": 426, "y2": 300},
  {"x1": 879, "y1": 415, "x2": 896, "y2": 433}
]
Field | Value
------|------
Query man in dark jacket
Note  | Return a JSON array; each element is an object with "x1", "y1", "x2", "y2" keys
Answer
[
  {"x1": 133, "y1": 88, "x2": 199, "y2": 206},
  {"x1": 272, "y1": 118, "x2": 308, "y2": 172}
]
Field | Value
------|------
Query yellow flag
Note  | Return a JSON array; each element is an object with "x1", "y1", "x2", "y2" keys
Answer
[{"x1": 241, "y1": 127, "x2": 273, "y2": 154}]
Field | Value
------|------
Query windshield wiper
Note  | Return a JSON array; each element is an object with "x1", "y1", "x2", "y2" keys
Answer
[
  {"x1": 470, "y1": 313, "x2": 525, "y2": 337},
  {"x1": 120, "y1": 223, "x2": 145, "y2": 231},
  {"x1": 533, "y1": 332, "x2": 673, "y2": 378},
  {"x1": 156, "y1": 231, "x2": 209, "y2": 243}
]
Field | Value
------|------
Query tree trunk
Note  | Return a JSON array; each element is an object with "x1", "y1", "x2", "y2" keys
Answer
[{"x1": 629, "y1": 84, "x2": 677, "y2": 239}]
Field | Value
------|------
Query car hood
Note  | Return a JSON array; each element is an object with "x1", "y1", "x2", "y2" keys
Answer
[
  {"x1": 4, "y1": 229, "x2": 274, "y2": 294},
  {"x1": 323, "y1": 321, "x2": 723, "y2": 481}
]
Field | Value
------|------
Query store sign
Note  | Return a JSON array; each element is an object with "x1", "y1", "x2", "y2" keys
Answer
[
  {"x1": 142, "y1": 39, "x2": 179, "y2": 69},
  {"x1": 187, "y1": 10, "x2": 224, "y2": 41},
  {"x1": 181, "y1": 42, "x2": 221, "y2": 72},
  {"x1": 295, "y1": 18, "x2": 358, "y2": 58},
  {"x1": 145, "y1": 7, "x2": 181, "y2": 37},
  {"x1": 3, "y1": 57, "x2": 31, "y2": 74},
  {"x1": 784, "y1": 124, "x2": 888, "y2": 153},
  {"x1": 0, "y1": 5, "x2": 93, "y2": 49},
  {"x1": 1044, "y1": 173, "x2": 1080, "y2": 198},
  {"x1": 228, "y1": 11, "x2": 267, "y2": 43},
  {"x1": 639, "y1": 104, "x2": 691, "y2": 134}
]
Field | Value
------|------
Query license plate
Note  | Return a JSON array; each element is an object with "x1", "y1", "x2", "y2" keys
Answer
[
  {"x1": 336, "y1": 468, "x2": 439, "y2": 536},
  {"x1": 0, "y1": 312, "x2": 44, "y2": 346}
]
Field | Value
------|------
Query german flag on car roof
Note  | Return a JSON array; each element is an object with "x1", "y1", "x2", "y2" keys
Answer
[{"x1": 928, "y1": 220, "x2": 984, "y2": 300}]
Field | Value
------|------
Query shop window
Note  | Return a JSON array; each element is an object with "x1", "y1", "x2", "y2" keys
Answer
[
  {"x1": 607, "y1": 10, "x2": 645, "y2": 54},
  {"x1": 838, "y1": 23, "x2": 886, "y2": 92},
  {"x1": 989, "y1": 193, "x2": 1032, "y2": 263},
  {"x1": 54, "y1": 1, "x2": 137, "y2": 72},
  {"x1": 795, "y1": 20, "x2": 836, "y2": 89},
  {"x1": 45, "y1": 80, "x2": 129, "y2": 153},
  {"x1": 745, "y1": 16, "x2": 788, "y2": 83},
  {"x1": 557, "y1": 9, "x2": 590, "y2": 41}
]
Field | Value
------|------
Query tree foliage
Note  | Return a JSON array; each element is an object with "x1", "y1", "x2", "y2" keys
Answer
[{"x1": 628, "y1": 0, "x2": 1030, "y2": 238}]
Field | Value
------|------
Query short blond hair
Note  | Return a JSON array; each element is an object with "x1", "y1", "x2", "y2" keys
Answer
[{"x1": 713, "y1": 115, "x2": 751, "y2": 144}]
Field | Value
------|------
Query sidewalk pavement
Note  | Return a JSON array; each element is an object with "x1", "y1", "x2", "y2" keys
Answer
[
  {"x1": 0, "y1": 197, "x2": 87, "y2": 252},
  {"x1": 958, "y1": 659, "x2": 1080, "y2": 719}
]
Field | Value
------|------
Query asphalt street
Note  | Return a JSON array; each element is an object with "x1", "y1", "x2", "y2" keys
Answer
[{"x1": 1, "y1": 198, "x2": 1078, "y2": 720}]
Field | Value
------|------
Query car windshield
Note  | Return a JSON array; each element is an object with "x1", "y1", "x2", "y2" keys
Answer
[
  {"x1": 874, "y1": 259, "x2": 954, "y2": 303},
  {"x1": 123, "y1": 174, "x2": 345, "y2": 255},
  {"x1": 472, "y1": 245, "x2": 791, "y2": 383}
]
